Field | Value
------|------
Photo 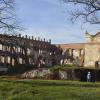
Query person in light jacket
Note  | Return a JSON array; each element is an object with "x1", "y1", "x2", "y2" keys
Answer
[{"x1": 87, "y1": 72, "x2": 91, "y2": 82}]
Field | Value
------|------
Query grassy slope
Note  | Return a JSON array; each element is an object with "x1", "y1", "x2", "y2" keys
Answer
[{"x1": 0, "y1": 79, "x2": 100, "y2": 100}]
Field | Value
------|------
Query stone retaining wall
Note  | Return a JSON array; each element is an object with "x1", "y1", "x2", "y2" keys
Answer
[
  {"x1": 21, "y1": 68, "x2": 100, "y2": 82},
  {"x1": 21, "y1": 68, "x2": 78, "y2": 80}
]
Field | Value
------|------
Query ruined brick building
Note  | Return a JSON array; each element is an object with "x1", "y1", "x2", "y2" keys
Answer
[
  {"x1": 0, "y1": 34, "x2": 62, "y2": 69},
  {"x1": 59, "y1": 43, "x2": 85, "y2": 66},
  {"x1": 0, "y1": 32, "x2": 100, "y2": 70},
  {"x1": 59, "y1": 32, "x2": 100, "y2": 68}
]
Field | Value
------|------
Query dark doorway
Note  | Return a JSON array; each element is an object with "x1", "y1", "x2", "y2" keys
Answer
[{"x1": 80, "y1": 69, "x2": 95, "y2": 82}]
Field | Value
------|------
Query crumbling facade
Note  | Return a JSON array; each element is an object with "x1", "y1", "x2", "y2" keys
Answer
[
  {"x1": 0, "y1": 34, "x2": 62, "y2": 68},
  {"x1": 1, "y1": 32, "x2": 100, "y2": 69},
  {"x1": 59, "y1": 32, "x2": 100, "y2": 68},
  {"x1": 59, "y1": 43, "x2": 85, "y2": 66}
]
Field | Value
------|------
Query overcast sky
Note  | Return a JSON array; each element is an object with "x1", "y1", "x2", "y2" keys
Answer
[{"x1": 16, "y1": 0, "x2": 100, "y2": 44}]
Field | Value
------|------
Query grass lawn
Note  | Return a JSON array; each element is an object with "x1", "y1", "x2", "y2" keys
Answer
[{"x1": 0, "y1": 78, "x2": 100, "y2": 100}]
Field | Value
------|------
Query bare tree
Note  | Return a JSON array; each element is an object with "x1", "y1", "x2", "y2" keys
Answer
[
  {"x1": 0, "y1": 0, "x2": 21, "y2": 34},
  {"x1": 62, "y1": 0, "x2": 100, "y2": 24}
]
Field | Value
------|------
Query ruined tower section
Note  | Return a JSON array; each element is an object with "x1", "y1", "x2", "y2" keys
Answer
[
  {"x1": 85, "y1": 32, "x2": 93, "y2": 43},
  {"x1": 0, "y1": 34, "x2": 62, "y2": 68},
  {"x1": 84, "y1": 32, "x2": 100, "y2": 68}
]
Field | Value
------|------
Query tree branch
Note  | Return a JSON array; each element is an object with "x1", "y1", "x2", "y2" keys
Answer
[{"x1": 62, "y1": 0, "x2": 100, "y2": 24}]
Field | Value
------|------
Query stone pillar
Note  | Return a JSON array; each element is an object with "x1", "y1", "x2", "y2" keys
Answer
[
  {"x1": 1, "y1": 56, "x2": 4, "y2": 63},
  {"x1": 25, "y1": 35, "x2": 27, "y2": 39},
  {"x1": 38, "y1": 37, "x2": 40, "y2": 41},
  {"x1": 2, "y1": 45, "x2": 3, "y2": 51},
  {"x1": 80, "y1": 49, "x2": 84, "y2": 57},
  {"x1": 69, "y1": 49, "x2": 73, "y2": 56},
  {"x1": 10, "y1": 47, "x2": 12, "y2": 66},
  {"x1": 20, "y1": 47, "x2": 21, "y2": 53},
  {"x1": 0, "y1": 44, "x2": 3, "y2": 50},
  {"x1": 79, "y1": 49, "x2": 81, "y2": 57},
  {"x1": 44, "y1": 38, "x2": 45, "y2": 42},
  {"x1": 12, "y1": 58, "x2": 15, "y2": 66},
  {"x1": 69, "y1": 49, "x2": 71, "y2": 56},
  {"x1": 7, "y1": 56, "x2": 10, "y2": 64},
  {"x1": 19, "y1": 34, "x2": 21, "y2": 37},
  {"x1": 32, "y1": 36, "x2": 34, "y2": 40}
]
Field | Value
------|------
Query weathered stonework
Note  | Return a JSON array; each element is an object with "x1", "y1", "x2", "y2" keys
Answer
[
  {"x1": 21, "y1": 68, "x2": 52, "y2": 79},
  {"x1": 59, "y1": 32, "x2": 100, "y2": 68},
  {"x1": 0, "y1": 34, "x2": 62, "y2": 69},
  {"x1": 84, "y1": 43, "x2": 100, "y2": 67},
  {"x1": 1, "y1": 31, "x2": 100, "y2": 70},
  {"x1": 84, "y1": 32, "x2": 100, "y2": 67},
  {"x1": 58, "y1": 43, "x2": 85, "y2": 66}
]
